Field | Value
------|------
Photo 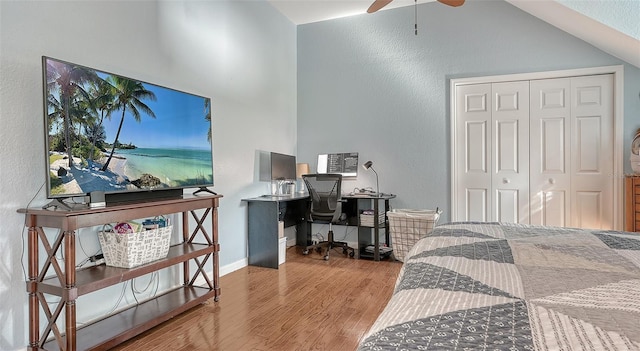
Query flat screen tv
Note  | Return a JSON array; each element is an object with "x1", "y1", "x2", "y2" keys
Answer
[{"x1": 42, "y1": 56, "x2": 214, "y2": 207}]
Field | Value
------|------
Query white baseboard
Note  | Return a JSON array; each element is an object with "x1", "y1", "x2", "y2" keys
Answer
[
  {"x1": 193, "y1": 241, "x2": 360, "y2": 287},
  {"x1": 220, "y1": 257, "x2": 248, "y2": 276},
  {"x1": 194, "y1": 257, "x2": 247, "y2": 287}
]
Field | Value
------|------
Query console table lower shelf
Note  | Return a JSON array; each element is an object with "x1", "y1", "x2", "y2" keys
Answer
[{"x1": 45, "y1": 286, "x2": 214, "y2": 351}]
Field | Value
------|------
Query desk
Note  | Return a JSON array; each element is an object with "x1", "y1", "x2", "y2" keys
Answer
[
  {"x1": 342, "y1": 194, "x2": 396, "y2": 261},
  {"x1": 243, "y1": 193, "x2": 396, "y2": 268},
  {"x1": 242, "y1": 194, "x2": 310, "y2": 268}
]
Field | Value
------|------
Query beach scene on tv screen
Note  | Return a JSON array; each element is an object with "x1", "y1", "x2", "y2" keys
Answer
[{"x1": 44, "y1": 57, "x2": 214, "y2": 197}]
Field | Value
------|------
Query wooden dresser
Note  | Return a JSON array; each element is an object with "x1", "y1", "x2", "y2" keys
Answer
[{"x1": 625, "y1": 175, "x2": 640, "y2": 232}]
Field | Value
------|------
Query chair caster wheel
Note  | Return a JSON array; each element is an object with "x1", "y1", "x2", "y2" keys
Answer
[
  {"x1": 323, "y1": 255, "x2": 329, "y2": 260},
  {"x1": 349, "y1": 251, "x2": 355, "y2": 258},
  {"x1": 303, "y1": 249, "x2": 309, "y2": 255}
]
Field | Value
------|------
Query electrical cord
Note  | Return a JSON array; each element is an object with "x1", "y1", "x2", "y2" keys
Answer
[
  {"x1": 76, "y1": 248, "x2": 103, "y2": 269},
  {"x1": 337, "y1": 226, "x2": 356, "y2": 242},
  {"x1": 312, "y1": 232, "x2": 325, "y2": 242},
  {"x1": 131, "y1": 272, "x2": 160, "y2": 306},
  {"x1": 131, "y1": 272, "x2": 158, "y2": 295},
  {"x1": 75, "y1": 229, "x2": 100, "y2": 268},
  {"x1": 104, "y1": 281, "x2": 129, "y2": 316},
  {"x1": 76, "y1": 256, "x2": 92, "y2": 268},
  {"x1": 69, "y1": 196, "x2": 87, "y2": 204},
  {"x1": 78, "y1": 274, "x2": 157, "y2": 327}
]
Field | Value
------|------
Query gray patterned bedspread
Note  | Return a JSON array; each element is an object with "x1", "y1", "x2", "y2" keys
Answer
[{"x1": 358, "y1": 222, "x2": 640, "y2": 350}]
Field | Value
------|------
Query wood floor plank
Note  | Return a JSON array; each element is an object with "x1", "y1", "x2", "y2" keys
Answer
[{"x1": 112, "y1": 247, "x2": 402, "y2": 351}]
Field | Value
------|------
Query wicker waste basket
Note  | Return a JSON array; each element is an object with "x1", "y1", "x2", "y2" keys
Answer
[
  {"x1": 387, "y1": 208, "x2": 442, "y2": 262},
  {"x1": 98, "y1": 224, "x2": 172, "y2": 268}
]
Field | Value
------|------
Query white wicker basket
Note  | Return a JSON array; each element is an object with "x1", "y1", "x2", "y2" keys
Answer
[
  {"x1": 98, "y1": 225, "x2": 172, "y2": 268},
  {"x1": 387, "y1": 208, "x2": 442, "y2": 262}
]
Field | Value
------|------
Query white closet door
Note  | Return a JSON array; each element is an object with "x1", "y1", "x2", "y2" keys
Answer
[
  {"x1": 526, "y1": 75, "x2": 613, "y2": 229},
  {"x1": 491, "y1": 82, "x2": 530, "y2": 223},
  {"x1": 452, "y1": 67, "x2": 621, "y2": 229},
  {"x1": 455, "y1": 83, "x2": 491, "y2": 221},
  {"x1": 530, "y1": 78, "x2": 571, "y2": 227},
  {"x1": 570, "y1": 74, "x2": 614, "y2": 229}
]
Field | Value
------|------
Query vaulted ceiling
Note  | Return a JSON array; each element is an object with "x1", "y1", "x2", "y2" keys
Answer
[{"x1": 268, "y1": 0, "x2": 640, "y2": 68}]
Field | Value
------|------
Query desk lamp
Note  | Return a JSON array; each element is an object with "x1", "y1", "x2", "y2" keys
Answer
[
  {"x1": 296, "y1": 163, "x2": 310, "y2": 194},
  {"x1": 362, "y1": 161, "x2": 379, "y2": 196}
]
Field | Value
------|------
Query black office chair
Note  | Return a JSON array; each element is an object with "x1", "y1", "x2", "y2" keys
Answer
[{"x1": 302, "y1": 173, "x2": 355, "y2": 260}]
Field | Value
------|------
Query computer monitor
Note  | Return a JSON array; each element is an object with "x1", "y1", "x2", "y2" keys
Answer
[
  {"x1": 270, "y1": 152, "x2": 296, "y2": 180},
  {"x1": 317, "y1": 152, "x2": 358, "y2": 178}
]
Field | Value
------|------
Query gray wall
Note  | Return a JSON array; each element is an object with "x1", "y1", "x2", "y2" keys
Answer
[
  {"x1": 297, "y1": 1, "x2": 640, "y2": 224},
  {"x1": 0, "y1": 1, "x2": 296, "y2": 349}
]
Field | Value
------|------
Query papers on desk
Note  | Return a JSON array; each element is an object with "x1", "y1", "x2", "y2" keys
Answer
[
  {"x1": 360, "y1": 210, "x2": 385, "y2": 227},
  {"x1": 347, "y1": 191, "x2": 381, "y2": 197}
]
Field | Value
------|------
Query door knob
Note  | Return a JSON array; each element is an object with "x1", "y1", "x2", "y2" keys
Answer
[
  {"x1": 503, "y1": 178, "x2": 510, "y2": 184},
  {"x1": 549, "y1": 178, "x2": 555, "y2": 184}
]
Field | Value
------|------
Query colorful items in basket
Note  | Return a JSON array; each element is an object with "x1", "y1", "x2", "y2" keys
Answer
[
  {"x1": 142, "y1": 216, "x2": 169, "y2": 230},
  {"x1": 113, "y1": 222, "x2": 136, "y2": 234},
  {"x1": 109, "y1": 217, "x2": 168, "y2": 234}
]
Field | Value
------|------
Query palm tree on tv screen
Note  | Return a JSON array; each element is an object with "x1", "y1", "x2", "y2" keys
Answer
[
  {"x1": 205, "y1": 98, "x2": 212, "y2": 142},
  {"x1": 101, "y1": 75, "x2": 157, "y2": 172},
  {"x1": 86, "y1": 80, "x2": 117, "y2": 161},
  {"x1": 47, "y1": 60, "x2": 99, "y2": 167},
  {"x1": 73, "y1": 90, "x2": 99, "y2": 142},
  {"x1": 46, "y1": 91, "x2": 63, "y2": 136}
]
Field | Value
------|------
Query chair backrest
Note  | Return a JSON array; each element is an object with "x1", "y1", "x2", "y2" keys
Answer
[{"x1": 302, "y1": 173, "x2": 342, "y2": 223}]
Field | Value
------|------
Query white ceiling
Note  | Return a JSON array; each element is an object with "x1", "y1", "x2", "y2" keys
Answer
[
  {"x1": 268, "y1": 0, "x2": 424, "y2": 25},
  {"x1": 267, "y1": 0, "x2": 640, "y2": 68}
]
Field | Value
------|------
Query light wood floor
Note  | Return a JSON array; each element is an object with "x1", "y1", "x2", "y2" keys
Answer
[{"x1": 112, "y1": 246, "x2": 403, "y2": 351}]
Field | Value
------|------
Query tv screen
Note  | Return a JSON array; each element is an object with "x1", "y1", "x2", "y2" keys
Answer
[
  {"x1": 42, "y1": 56, "x2": 214, "y2": 202},
  {"x1": 270, "y1": 152, "x2": 296, "y2": 181}
]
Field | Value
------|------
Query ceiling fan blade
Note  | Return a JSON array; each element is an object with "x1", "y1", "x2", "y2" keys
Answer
[
  {"x1": 437, "y1": 0, "x2": 465, "y2": 7},
  {"x1": 367, "y1": 0, "x2": 393, "y2": 13}
]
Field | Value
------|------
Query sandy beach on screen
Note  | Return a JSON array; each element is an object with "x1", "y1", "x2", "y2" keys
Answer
[
  {"x1": 50, "y1": 153, "x2": 131, "y2": 194},
  {"x1": 104, "y1": 155, "x2": 128, "y2": 178}
]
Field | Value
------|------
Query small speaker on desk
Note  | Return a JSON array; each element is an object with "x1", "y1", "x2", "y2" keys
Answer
[{"x1": 89, "y1": 191, "x2": 106, "y2": 208}]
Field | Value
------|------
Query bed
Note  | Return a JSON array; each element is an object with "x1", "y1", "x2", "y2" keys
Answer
[{"x1": 358, "y1": 222, "x2": 640, "y2": 350}]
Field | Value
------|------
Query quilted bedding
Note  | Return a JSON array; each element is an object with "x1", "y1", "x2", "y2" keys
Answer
[{"x1": 358, "y1": 222, "x2": 640, "y2": 351}]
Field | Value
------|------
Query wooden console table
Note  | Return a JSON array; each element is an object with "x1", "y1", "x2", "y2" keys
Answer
[{"x1": 19, "y1": 194, "x2": 221, "y2": 351}]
